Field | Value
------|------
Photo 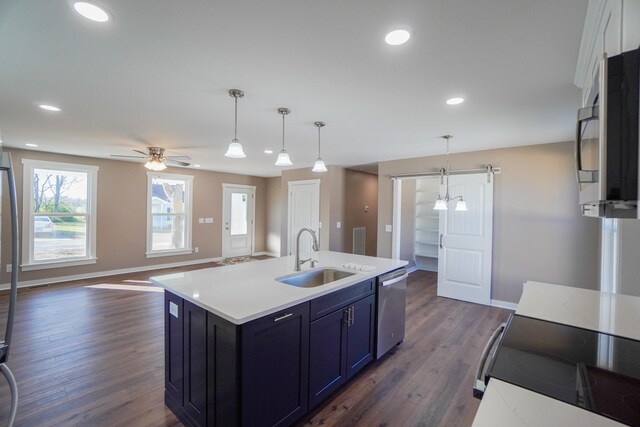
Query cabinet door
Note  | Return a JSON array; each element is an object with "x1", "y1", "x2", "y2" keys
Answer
[
  {"x1": 183, "y1": 300, "x2": 208, "y2": 426},
  {"x1": 309, "y1": 307, "x2": 349, "y2": 408},
  {"x1": 241, "y1": 303, "x2": 309, "y2": 427},
  {"x1": 346, "y1": 294, "x2": 376, "y2": 380},
  {"x1": 165, "y1": 292, "x2": 183, "y2": 408}
]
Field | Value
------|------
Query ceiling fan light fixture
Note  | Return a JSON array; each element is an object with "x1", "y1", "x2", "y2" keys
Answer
[
  {"x1": 225, "y1": 139, "x2": 246, "y2": 158},
  {"x1": 225, "y1": 89, "x2": 246, "y2": 159},
  {"x1": 145, "y1": 159, "x2": 167, "y2": 171}
]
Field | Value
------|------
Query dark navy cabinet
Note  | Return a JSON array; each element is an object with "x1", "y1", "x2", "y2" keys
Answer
[
  {"x1": 308, "y1": 280, "x2": 375, "y2": 408},
  {"x1": 165, "y1": 277, "x2": 377, "y2": 427}
]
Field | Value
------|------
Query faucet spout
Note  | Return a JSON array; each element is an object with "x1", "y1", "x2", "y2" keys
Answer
[{"x1": 295, "y1": 228, "x2": 319, "y2": 271}]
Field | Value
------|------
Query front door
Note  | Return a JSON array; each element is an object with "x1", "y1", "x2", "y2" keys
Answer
[
  {"x1": 437, "y1": 173, "x2": 494, "y2": 305},
  {"x1": 222, "y1": 184, "x2": 255, "y2": 258}
]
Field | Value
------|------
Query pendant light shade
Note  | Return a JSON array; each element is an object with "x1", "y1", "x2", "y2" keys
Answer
[
  {"x1": 275, "y1": 108, "x2": 292, "y2": 166},
  {"x1": 455, "y1": 199, "x2": 468, "y2": 211},
  {"x1": 434, "y1": 198, "x2": 448, "y2": 210},
  {"x1": 312, "y1": 121, "x2": 328, "y2": 173},
  {"x1": 225, "y1": 89, "x2": 246, "y2": 158}
]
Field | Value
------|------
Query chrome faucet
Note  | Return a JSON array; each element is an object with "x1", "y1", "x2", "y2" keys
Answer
[{"x1": 295, "y1": 228, "x2": 319, "y2": 271}]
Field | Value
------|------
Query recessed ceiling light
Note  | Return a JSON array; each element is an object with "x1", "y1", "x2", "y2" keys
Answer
[
  {"x1": 446, "y1": 97, "x2": 465, "y2": 105},
  {"x1": 193, "y1": 164, "x2": 201, "y2": 168},
  {"x1": 385, "y1": 29, "x2": 411, "y2": 46},
  {"x1": 73, "y1": 2, "x2": 110, "y2": 22},
  {"x1": 264, "y1": 149, "x2": 273, "y2": 154},
  {"x1": 25, "y1": 143, "x2": 39, "y2": 147},
  {"x1": 38, "y1": 104, "x2": 62, "y2": 112}
]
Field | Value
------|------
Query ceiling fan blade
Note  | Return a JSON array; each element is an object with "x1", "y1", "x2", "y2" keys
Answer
[
  {"x1": 166, "y1": 159, "x2": 191, "y2": 167},
  {"x1": 166, "y1": 155, "x2": 192, "y2": 160},
  {"x1": 111, "y1": 155, "x2": 147, "y2": 159},
  {"x1": 133, "y1": 149, "x2": 149, "y2": 156}
]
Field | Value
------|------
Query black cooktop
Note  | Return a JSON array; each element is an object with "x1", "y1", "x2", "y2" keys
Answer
[{"x1": 486, "y1": 315, "x2": 640, "y2": 426}]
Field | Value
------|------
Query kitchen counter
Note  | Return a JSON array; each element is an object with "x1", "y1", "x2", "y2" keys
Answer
[
  {"x1": 151, "y1": 250, "x2": 407, "y2": 324},
  {"x1": 517, "y1": 281, "x2": 640, "y2": 341},
  {"x1": 473, "y1": 280, "x2": 640, "y2": 427}
]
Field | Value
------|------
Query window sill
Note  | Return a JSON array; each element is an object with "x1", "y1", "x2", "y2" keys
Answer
[
  {"x1": 146, "y1": 249, "x2": 193, "y2": 258},
  {"x1": 21, "y1": 258, "x2": 97, "y2": 271}
]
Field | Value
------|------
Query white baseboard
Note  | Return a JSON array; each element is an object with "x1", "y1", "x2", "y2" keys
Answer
[
  {"x1": 254, "y1": 251, "x2": 280, "y2": 258},
  {"x1": 0, "y1": 257, "x2": 223, "y2": 291},
  {"x1": 490, "y1": 299, "x2": 518, "y2": 311},
  {"x1": 406, "y1": 266, "x2": 419, "y2": 274}
]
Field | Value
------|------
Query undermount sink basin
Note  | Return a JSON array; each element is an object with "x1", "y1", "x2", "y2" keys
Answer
[{"x1": 277, "y1": 268, "x2": 355, "y2": 288}]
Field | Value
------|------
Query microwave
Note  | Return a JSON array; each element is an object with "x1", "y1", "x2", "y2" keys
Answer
[{"x1": 576, "y1": 47, "x2": 639, "y2": 218}]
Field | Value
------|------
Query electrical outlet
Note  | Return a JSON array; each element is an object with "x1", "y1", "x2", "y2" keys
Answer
[
  {"x1": 385, "y1": 224, "x2": 393, "y2": 232},
  {"x1": 336, "y1": 221, "x2": 341, "y2": 229},
  {"x1": 194, "y1": 247, "x2": 199, "y2": 253},
  {"x1": 6, "y1": 264, "x2": 11, "y2": 273}
]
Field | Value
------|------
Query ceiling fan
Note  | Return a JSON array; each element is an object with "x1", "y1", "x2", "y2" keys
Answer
[{"x1": 111, "y1": 147, "x2": 191, "y2": 171}]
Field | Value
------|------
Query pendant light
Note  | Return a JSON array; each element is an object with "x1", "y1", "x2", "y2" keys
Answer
[
  {"x1": 312, "y1": 121, "x2": 328, "y2": 173},
  {"x1": 275, "y1": 108, "x2": 293, "y2": 166},
  {"x1": 434, "y1": 135, "x2": 468, "y2": 211},
  {"x1": 225, "y1": 89, "x2": 246, "y2": 158}
]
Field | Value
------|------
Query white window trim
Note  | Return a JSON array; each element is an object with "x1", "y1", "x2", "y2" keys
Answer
[
  {"x1": 21, "y1": 159, "x2": 99, "y2": 271},
  {"x1": 146, "y1": 171, "x2": 194, "y2": 257}
]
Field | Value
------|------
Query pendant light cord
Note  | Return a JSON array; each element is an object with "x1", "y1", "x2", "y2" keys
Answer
[
  {"x1": 282, "y1": 113, "x2": 285, "y2": 150},
  {"x1": 234, "y1": 96, "x2": 238, "y2": 141},
  {"x1": 445, "y1": 135, "x2": 451, "y2": 198},
  {"x1": 317, "y1": 126, "x2": 321, "y2": 157}
]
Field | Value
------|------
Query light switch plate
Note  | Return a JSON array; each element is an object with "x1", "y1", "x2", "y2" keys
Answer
[
  {"x1": 169, "y1": 301, "x2": 179, "y2": 318},
  {"x1": 385, "y1": 224, "x2": 393, "y2": 232},
  {"x1": 198, "y1": 218, "x2": 204, "y2": 224},
  {"x1": 319, "y1": 222, "x2": 323, "y2": 229},
  {"x1": 205, "y1": 218, "x2": 213, "y2": 224},
  {"x1": 336, "y1": 221, "x2": 341, "y2": 229}
]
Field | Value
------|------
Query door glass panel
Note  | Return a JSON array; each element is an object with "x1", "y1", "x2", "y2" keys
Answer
[{"x1": 230, "y1": 192, "x2": 248, "y2": 235}]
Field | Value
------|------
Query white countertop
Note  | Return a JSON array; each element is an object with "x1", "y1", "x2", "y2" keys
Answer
[
  {"x1": 150, "y1": 251, "x2": 407, "y2": 325},
  {"x1": 517, "y1": 281, "x2": 640, "y2": 341},
  {"x1": 472, "y1": 379, "x2": 624, "y2": 427}
]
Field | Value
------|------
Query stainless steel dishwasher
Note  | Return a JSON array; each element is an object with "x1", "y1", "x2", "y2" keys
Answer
[{"x1": 376, "y1": 268, "x2": 408, "y2": 359}]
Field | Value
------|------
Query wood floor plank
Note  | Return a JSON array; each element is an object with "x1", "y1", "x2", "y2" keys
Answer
[{"x1": 0, "y1": 265, "x2": 511, "y2": 426}]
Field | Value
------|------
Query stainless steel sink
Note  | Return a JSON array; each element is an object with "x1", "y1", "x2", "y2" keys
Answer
[{"x1": 277, "y1": 268, "x2": 355, "y2": 288}]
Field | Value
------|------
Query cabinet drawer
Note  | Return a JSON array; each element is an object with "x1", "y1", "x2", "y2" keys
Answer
[{"x1": 310, "y1": 279, "x2": 374, "y2": 321}]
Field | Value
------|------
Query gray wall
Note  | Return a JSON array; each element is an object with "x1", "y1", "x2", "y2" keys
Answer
[
  {"x1": 377, "y1": 141, "x2": 600, "y2": 304},
  {"x1": 344, "y1": 170, "x2": 378, "y2": 256},
  {"x1": 618, "y1": 220, "x2": 640, "y2": 297}
]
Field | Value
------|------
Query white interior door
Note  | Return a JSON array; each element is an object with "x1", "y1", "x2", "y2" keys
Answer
[
  {"x1": 288, "y1": 179, "x2": 320, "y2": 256},
  {"x1": 222, "y1": 184, "x2": 255, "y2": 258},
  {"x1": 437, "y1": 173, "x2": 493, "y2": 305}
]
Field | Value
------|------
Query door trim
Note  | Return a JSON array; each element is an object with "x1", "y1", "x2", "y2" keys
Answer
[
  {"x1": 287, "y1": 179, "x2": 321, "y2": 256},
  {"x1": 221, "y1": 184, "x2": 256, "y2": 257}
]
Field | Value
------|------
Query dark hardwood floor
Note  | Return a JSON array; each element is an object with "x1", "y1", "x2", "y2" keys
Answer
[{"x1": 0, "y1": 266, "x2": 511, "y2": 426}]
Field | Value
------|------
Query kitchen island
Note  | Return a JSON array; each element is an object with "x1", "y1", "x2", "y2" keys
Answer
[{"x1": 151, "y1": 251, "x2": 407, "y2": 427}]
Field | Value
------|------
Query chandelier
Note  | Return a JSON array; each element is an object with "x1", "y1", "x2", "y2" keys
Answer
[{"x1": 434, "y1": 135, "x2": 468, "y2": 211}]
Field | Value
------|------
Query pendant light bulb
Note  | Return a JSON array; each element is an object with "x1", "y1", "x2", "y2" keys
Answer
[
  {"x1": 312, "y1": 121, "x2": 327, "y2": 173},
  {"x1": 275, "y1": 108, "x2": 292, "y2": 166},
  {"x1": 225, "y1": 89, "x2": 246, "y2": 159}
]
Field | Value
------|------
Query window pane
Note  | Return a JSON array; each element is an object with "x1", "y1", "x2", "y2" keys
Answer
[
  {"x1": 33, "y1": 215, "x2": 87, "y2": 261},
  {"x1": 152, "y1": 215, "x2": 186, "y2": 250},
  {"x1": 151, "y1": 178, "x2": 185, "y2": 214},
  {"x1": 230, "y1": 192, "x2": 248, "y2": 235},
  {"x1": 33, "y1": 168, "x2": 87, "y2": 214}
]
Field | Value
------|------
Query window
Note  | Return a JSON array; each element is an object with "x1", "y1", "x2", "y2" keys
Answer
[
  {"x1": 147, "y1": 172, "x2": 193, "y2": 257},
  {"x1": 22, "y1": 160, "x2": 98, "y2": 270}
]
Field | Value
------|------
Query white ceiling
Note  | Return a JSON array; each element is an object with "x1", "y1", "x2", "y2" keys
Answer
[{"x1": 0, "y1": 0, "x2": 586, "y2": 177}]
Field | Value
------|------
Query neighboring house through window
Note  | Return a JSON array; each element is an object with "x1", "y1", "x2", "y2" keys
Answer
[
  {"x1": 21, "y1": 159, "x2": 98, "y2": 270},
  {"x1": 147, "y1": 172, "x2": 193, "y2": 257}
]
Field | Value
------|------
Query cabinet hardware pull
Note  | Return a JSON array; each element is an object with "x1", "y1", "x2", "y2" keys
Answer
[
  {"x1": 350, "y1": 306, "x2": 355, "y2": 326},
  {"x1": 274, "y1": 313, "x2": 293, "y2": 322},
  {"x1": 344, "y1": 309, "x2": 350, "y2": 324},
  {"x1": 439, "y1": 234, "x2": 443, "y2": 249}
]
